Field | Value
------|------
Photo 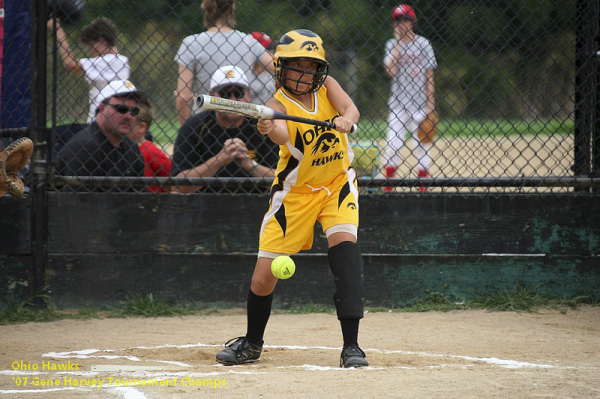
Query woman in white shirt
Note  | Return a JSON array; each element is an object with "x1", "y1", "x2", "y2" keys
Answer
[{"x1": 48, "y1": 17, "x2": 131, "y2": 122}]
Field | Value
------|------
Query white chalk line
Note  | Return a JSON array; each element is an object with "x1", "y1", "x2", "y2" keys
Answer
[
  {"x1": 111, "y1": 386, "x2": 148, "y2": 399},
  {"x1": 1, "y1": 342, "x2": 582, "y2": 396},
  {"x1": 44, "y1": 349, "x2": 141, "y2": 362},
  {"x1": 0, "y1": 370, "x2": 45, "y2": 376},
  {"x1": 366, "y1": 348, "x2": 556, "y2": 369},
  {"x1": 0, "y1": 386, "x2": 148, "y2": 399},
  {"x1": 41, "y1": 342, "x2": 562, "y2": 369},
  {"x1": 0, "y1": 387, "x2": 92, "y2": 394}
]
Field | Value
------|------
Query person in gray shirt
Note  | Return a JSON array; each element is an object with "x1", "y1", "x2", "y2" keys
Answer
[{"x1": 174, "y1": 0, "x2": 273, "y2": 126}]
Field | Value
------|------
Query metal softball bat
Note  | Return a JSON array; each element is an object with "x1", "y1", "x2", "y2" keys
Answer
[{"x1": 197, "y1": 95, "x2": 357, "y2": 133}]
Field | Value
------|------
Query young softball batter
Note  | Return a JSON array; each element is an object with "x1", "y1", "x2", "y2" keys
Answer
[{"x1": 216, "y1": 29, "x2": 368, "y2": 368}]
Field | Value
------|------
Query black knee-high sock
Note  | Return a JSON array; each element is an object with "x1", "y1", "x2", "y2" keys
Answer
[
  {"x1": 340, "y1": 318, "x2": 359, "y2": 347},
  {"x1": 246, "y1": 288, "x2": 273, "y2": 346}
]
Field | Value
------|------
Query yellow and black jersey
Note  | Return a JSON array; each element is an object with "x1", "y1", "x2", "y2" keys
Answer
[{"x1": 273, "y1": 86, "x2": 354, "y2": 189}]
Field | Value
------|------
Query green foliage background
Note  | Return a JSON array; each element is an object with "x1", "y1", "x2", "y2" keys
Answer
[{"x1": 48, "y1": 0, "x2": 575, "y2": 129}]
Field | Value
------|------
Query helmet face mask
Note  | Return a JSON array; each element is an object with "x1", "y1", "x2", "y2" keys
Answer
[
  {"x1": 277, "y1": 57, "x2": 329, "y2": 95},
  {"x1": 274, "y1": 29, "x2": 329, "y2": 95}
]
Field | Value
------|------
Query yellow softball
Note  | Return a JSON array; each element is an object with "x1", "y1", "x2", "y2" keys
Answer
[{"x1": 271, "y1": 256, "x2": 295, "y2": 279}]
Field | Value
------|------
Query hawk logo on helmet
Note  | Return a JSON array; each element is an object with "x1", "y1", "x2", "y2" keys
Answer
[
  {"x1": 274, "y1": 29, "x2": 329, "y2": 94},
  {"x1": 300, "y1": 41, "x2": 319, "y2": 52}
]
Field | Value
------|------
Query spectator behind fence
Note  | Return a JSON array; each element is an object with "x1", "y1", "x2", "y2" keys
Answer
[
  {"x1": 215, "y1": 29, "x2": 368, "y2": 368},
  {"x1": 48, "y1": 17, "x2": 131, "y2": 123},
  {"x1": 174, "y1": 0, "x2": 273, "y2": 126},
  {"x1": 126, "y1": 102, "x2": 172, "y2": 193},
  {"x1": 382, "y1": 4, "x2": 437, "y2": 192},
  {"x1": 55, "y1": 80, "x2": 146, "y2": 192},
  {"x1": 170, "y1": 65, "x2": 278, "y2": 193},
  {"x1": 248, "y1": 31, "x2": 277, "y2": 105}
]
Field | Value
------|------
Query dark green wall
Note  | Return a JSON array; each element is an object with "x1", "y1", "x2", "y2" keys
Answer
[{"x1": 1, "y1": 193, "x2": 598, "y2": 307}]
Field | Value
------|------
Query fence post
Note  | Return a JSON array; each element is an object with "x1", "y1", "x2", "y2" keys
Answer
[
  {"x1": 30, "y1": 0, "x2": 48, "y2": 305},
  {"x1": 574, "y1": 0, "x2": 597, "y2": 188},
  {"x1": 594, "y1": 4, "x2": 600, "y2": 192}
]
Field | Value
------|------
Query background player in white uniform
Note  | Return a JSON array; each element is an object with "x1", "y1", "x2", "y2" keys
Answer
[
  {"x1": 383, "y1": 4, "x2": 437, "y2": 192},
  {"x1": 48, "y1": 17, "x2": 131, "y2": 123}
]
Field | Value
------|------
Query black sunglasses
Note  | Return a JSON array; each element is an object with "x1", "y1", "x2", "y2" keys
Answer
[
  {"x1": 217, "y1": 86, "x2": 247, "y2": 99},
  {"x1": 108, "y1": 103, "x2": 140, "y2": 116}
]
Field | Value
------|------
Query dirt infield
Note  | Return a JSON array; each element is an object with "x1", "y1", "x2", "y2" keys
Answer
[{"x1": 1, "y1": 306, "x2": 598, "y2": 398}]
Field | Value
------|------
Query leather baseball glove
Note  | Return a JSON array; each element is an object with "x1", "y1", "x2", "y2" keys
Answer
[
  {"x1": 0, "y1": 137, "x2": 34, "y2": 198},
  {"x1": 417, "y1": 112, "x2": 438, "y2": 144}
]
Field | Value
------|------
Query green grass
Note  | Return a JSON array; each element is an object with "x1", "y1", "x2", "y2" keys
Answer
[
  {"x1": 149, "y1": 117, "x2": 574, "y2": 147},
  {"x1": 368, "y1": 282, "x2": 591, "y2": 314},
  {"x1": 353, "y1": 117, "x2": 574, "y2": 141},
  {"x1": 404, "y1": 290, "x2": 465, "y2": 313},
  {"x1": 0, "y1": 288, "x2": 65, "y2": 324},
  {"x1": 106, "y1": 292, "x2": 199, "y2": 317},
  {"x1": 469, "y1": 283, "x2": 588, "y2": 313},
  {"x1": 0, "y1": 286, "x2": 594, "y2": 325},
  {"x1": 0, "y1": 291, "x2": 213, "y2": 325},
  {"x1": 440, "y1": 118, "x2": 574, "y2": 138},
  {"x1": 150, "y1": 119, "x2": 180, "y2": 146},
  {"x1": 284, "y1": 303, "x2": 336, "y2": 314},
  {"x1": 50, "y1": 117, "x2": 574, "y2": 147}
]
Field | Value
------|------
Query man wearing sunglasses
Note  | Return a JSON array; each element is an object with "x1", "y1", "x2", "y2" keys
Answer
[
  {"x1": 55, "y1": 80, "x2": 146, "y2": 192},
  {"x1": 171, "y1": 66, "x2": 278, "y2": 193}
]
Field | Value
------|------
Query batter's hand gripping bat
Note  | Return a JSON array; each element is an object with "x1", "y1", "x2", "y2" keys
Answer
[{"x1": 197, "y1": 95, "x2": 357, "y2": 134}]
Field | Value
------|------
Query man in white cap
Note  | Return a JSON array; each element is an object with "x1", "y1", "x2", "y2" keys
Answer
[
  {"x1": 55, "y1": 80, "x2": 146, "y2": 191},
  {"x1": 171, "y1": 65, "x2": 278, "y2": 193}
]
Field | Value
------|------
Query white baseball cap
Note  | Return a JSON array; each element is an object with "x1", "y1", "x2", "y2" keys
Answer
[
  {"x1": 209, "y1": 65, "x2": 249, "y2": 91},
  {"x1": 96, "y1": 80, "x2": 148, "y2": 105}
]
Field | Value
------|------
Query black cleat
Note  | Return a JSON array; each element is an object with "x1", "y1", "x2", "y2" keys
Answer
[
  {"x1": 340, "y1": 343, "x2": 369, "y2": 368},
  {"x1": 216, "y1": 337, "x2": 263, "y2": 365}
]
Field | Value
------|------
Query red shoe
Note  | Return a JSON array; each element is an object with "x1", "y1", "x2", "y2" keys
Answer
[
  {"x1": 383, "y1": 166, "x2": 396, "y2": 193},
  {"x1": 418, "y1": 169, "x2": 429, "y2": 192}
]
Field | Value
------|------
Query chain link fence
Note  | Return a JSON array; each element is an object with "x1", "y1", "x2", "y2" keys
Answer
[{"x1": 3, "y1": 0, "x2": 599, "y2": 194}]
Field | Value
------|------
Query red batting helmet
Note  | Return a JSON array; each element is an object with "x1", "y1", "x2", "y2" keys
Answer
[
  {"x1": 250, "y1": 31, "x2": 276, "y2": 50},
  {"x1": 391, "y1": 4, "x2": 417, "y2": 23}
]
